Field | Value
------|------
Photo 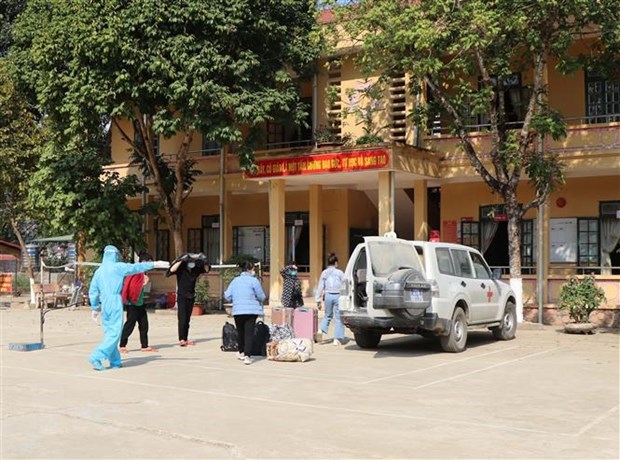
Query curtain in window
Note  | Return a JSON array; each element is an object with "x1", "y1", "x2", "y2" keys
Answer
[
  {"x1": 286, "y1": 226, "x2": 303, "y2": 262},
  {"x1": 600, "y1": 218, "x2": 620, "y2": 275},
  {"x1": 481, "y1": 220, "x2": 499, "y2": 254},
  {"x1": 506, "y1": 87, "x2": 521, "y2": 122}
]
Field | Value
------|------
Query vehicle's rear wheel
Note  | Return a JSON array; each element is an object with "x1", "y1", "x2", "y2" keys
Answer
[
  {"x1": 353, "y1": 330, "x2": 382, "y2": 348},
  {"x1": 440, "y1": 307, "x2": 467, "y2": 353},
  {"x1": 491, "y1": 301, "x2": 517, "y2": 340}
]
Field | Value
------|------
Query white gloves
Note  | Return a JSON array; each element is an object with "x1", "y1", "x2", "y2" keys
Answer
[
  {"x1": 91, "y1": 310, "x2": 100, "y2": 323},
  {"x1": 153, "y1": 260, "x2": 170, "y2": 269}
]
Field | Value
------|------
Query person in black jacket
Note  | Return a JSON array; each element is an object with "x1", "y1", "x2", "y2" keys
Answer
[
  {"x1": 280, "y1": 261, "x2": 303, "y2": 309},
  {"x1": 166, "y1": 253, "x2": 210, "y2": 346}
]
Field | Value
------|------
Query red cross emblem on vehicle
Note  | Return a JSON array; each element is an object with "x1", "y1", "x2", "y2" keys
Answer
[{"x1": 487, "y1": 287, "x2": 493, "y2": 302}]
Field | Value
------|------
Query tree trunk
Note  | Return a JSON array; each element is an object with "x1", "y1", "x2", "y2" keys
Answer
[
  {"x1": 170, "y1": 209, "x2": 184, "y2": 259},
  {"x1": 10, "y1": 218, "x2": 36, "y2": 305},
  {"x1": 505, "y1": 197, "x2": 524, "y2": 322}
]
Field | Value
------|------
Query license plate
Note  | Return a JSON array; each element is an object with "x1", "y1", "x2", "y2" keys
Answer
[{"x1": 409, "y1": 289, "x2": 424, "y2": 302}]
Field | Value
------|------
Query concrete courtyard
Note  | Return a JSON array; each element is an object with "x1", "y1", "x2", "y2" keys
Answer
[{"x1": 1, "y1": 307, "x2": 618, "y2": 459}]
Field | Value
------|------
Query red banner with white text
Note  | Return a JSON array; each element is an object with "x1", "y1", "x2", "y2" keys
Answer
[{"x1": 246, "y1": 150, "x2": 390, "y2": 178}]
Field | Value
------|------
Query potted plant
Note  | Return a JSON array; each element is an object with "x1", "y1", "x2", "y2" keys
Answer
[
  {"x1": 314, "y1": 125, "x2": 350, "y2": 148},
  {"x1": 192, "y1": 277, "x2": 209, "y2": 316},
  {"x1": 344, "y1": 78, "x2": 387, "y2": 146},
  {"x1": 558, "y1": 274, "x2": 606, "y2": 334}
]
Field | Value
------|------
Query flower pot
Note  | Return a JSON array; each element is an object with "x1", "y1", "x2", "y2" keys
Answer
[
  {"x1": 564, "y1": 322, "x2": 596, "y2": 335},
  {"x1": 192, "y1": 305, "x2": 204, "y2": 316},
  {"x1": 316, "y1": 141, "x2": 344, "y2": 148}
]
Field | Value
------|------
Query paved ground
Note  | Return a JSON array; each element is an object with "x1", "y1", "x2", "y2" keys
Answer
[{"x1": 1, "y1": 306, "x2": 618, "y2": 459}]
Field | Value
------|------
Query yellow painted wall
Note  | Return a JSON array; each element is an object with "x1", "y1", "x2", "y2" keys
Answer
[
  {"x1": 441, "y1": 175, "x2": 619, "y2": 241},
  {"x1": 229, "y1": 193, "x2": 270, "y2": 226},
  {"x1": 110, "y1": 120, "x2": 133, "y2": 164},
  {"x1": 182, "y1": 196, "x2": 220, "y2": 229},
  {"x1": 321, "y1": 189, "x2": 350, "y2": 267},
  {"x1": 547, "y1": 176, "x2": 620, "y2": 217},
  {"x1": 348, "y1": 190, "x2": 378, "y2": 230}
]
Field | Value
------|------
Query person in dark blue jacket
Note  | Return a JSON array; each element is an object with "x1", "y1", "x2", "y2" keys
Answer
[{"x1": 224, "y1": 261, "x2": 266, "y2": 365}]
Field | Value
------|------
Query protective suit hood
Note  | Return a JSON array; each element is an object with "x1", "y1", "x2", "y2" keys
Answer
[{"x1": 102, "y1": 245, "x2": 121, "y2": 264}]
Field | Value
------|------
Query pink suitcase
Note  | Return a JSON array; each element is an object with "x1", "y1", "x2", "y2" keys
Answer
[
  {"x1": 271, "y1": 307, "x2": 294, "y2": 326},
  {"x1": 293, "y1": 307, "x2": 318, "y2": 342}
]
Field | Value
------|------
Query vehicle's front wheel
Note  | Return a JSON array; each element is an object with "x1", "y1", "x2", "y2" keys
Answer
[
  {"x1": 491, "y1": 301, "x2": 517, "y2": 340},
  {"x1": 354, "y1": 330, "x2": 382, "y2": 349},
  {"x1": 440, "y1": 307, "x2": 467, "y2": 353}
]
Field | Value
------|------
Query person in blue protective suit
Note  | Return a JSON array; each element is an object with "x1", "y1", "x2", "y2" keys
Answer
[{"x1": 88, "y1": 245, "x2": 169, "y2": 370}]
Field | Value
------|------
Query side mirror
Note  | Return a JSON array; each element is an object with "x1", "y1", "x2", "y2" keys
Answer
[{"x1": 491, "y1": 268, "x2": 502, "y2": 280}]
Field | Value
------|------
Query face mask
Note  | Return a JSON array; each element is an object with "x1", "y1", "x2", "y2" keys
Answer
[
  {"x1": 187, "y1": 262, "x2": 196, "y2": 269},
  {"x1": 290, "y1": 270, "x2": 297, "y2": 276}
]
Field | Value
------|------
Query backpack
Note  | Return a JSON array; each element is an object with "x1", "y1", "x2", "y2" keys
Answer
[
  {"x1": 251, "y1": 321, "x2": 271, "y2": 356},
  {"x1": 220, "y1": 321, "x2": 239, "y2": 352}
]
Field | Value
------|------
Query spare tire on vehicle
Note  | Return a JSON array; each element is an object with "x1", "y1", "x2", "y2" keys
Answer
[{"x1": 373, "y1": 268, "x2": 431, "y2": 318}]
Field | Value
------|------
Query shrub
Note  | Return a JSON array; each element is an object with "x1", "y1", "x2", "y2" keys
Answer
[
  {"x1": 558, "y1": 275, "x2": 606, "y2": 323},
  {"x1": 194, "y1": 277, "x2": 209, "y2": 306}
]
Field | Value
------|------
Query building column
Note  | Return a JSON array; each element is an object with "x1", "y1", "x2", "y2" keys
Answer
[
  {"x1": 309, "y1": 185, "x2": 323, "y2": 297},
  {"x1": 269, "y1": 179, "x2": 286, "y2": 306},
  {"x1": 378, "y1": 171, "x2": 395, "y2": 235},
  {"x1": 414, "y1": 179, "x2": 428, "y2": 241}
]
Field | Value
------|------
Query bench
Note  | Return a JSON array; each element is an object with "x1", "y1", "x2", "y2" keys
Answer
[{"x1": 35, "y1": 284, "x2": 80, "y2": 308}]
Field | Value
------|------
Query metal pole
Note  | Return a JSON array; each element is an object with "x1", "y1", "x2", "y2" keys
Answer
[
  {"x1": 537, "y1": 203, "x2": 544, "y2": 324},
  {"x1": 219, "y1": 147, "x2": 225, "y2": 309},
  {"x1": 536, "y1": 125, "x2": 545, "y2": 324},
  {"x1": 389, "y1": 170, "x2": 395, "y2": 233}
]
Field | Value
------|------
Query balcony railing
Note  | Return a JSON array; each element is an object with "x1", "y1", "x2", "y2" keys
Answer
[
  {"x1": 426, "y1": 114, "x2": 620, "y2": 137},
  {"x1": 262, "y1": 139, "x2": 315, "y2": 151}
]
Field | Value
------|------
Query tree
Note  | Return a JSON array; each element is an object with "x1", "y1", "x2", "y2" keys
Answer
[
  {"x1": 11, "y1": 0, "x2": 320, "y2": 257},
  {"x1": 332, "y1": 0, "x2": 619, "y2": 318},
  {"x1": 0, "y1": 0, "x2": 26, "y2": 56},
  {"x1": 0, "y1": 58, "x2": 42, "y2": 302},
  {"x1": 27, "y1": 135, "x2": 148, "y2": 258}
]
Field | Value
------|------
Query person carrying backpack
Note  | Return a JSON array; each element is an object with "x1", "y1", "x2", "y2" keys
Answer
[
  {"x1": 224, "y1": 261, "x2": 266, "y2": 365},
  {"x1": 315, "y1": 253, "x2": 345, "y2": 345}
]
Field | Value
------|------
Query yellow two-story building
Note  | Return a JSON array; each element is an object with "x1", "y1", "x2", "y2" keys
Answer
[{"x1": 108, "y1": 22, "x2": 619, "y2": 326}]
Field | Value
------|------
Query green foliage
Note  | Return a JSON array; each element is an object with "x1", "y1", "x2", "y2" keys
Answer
[
  {"x1": 343, "y1": 78, "x2": 387, "y2": 143},
  {"x1": 331, "y1": 0, "x2": 619, "y2": 196},
  {"x1": 0, "y1": 0, "x2": 25, "y2": 56},
  {"x1": 314, "y1": 125, "x2": 351, "y2": 144},
  {"x1": 356, "y1": 134, "x2": 384, "y2": 146},
  {"x1": 194, "y1": 277, "x2": 210, "y2": 306},
  {"x1": 329, "y1": 0, "x2": 619, "y2": 278},
  {"x1": 10, "y1": 0, "x2": 319, "y2": 256},
  {"x1": 15, "y1": 273, "x2": 30, "y2": 291},
  {"x1": 0, "y1": 58, "x2": 42, "y2": 257},
  {"x1": 558, "y1": 275, "x2": 606, "y2": 323},
  {"x1": 27, "y1": 139, "x2": 147, "y2": 253}
]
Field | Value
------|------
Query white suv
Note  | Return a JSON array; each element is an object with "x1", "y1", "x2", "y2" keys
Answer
[{"x1": 339, "y1": 235, "x2": 517, "y2": 352}]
